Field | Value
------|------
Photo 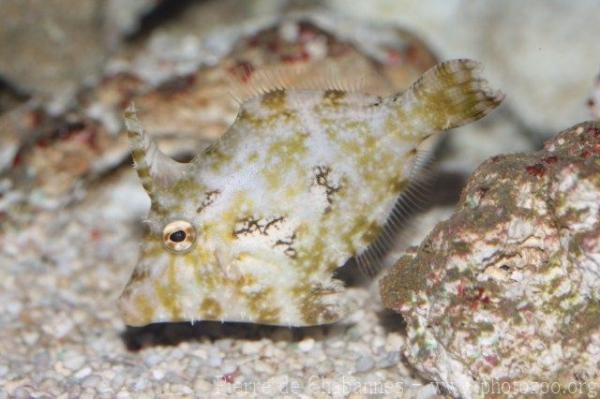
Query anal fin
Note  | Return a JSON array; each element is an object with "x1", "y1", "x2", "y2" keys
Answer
[{"x1": 355, "y1": 145, "x2": 436, "y2": 278}]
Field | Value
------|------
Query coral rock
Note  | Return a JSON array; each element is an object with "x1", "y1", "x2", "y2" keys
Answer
[
  {"x1": 1, "y1": 13, "x2": 435, "y2": 216},
  {"x1": 380, "y1": 121, "x2": 600, "y2": 398}
]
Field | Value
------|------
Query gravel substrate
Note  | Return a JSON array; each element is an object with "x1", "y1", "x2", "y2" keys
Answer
[{"x1": 0, "y1": 169, "x2": 444, "y2": 398}]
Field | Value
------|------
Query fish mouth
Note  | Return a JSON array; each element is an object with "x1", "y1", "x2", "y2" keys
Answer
[
  {"x1": 118, "y1": 288, "x2": 188, "y2": 327},
  {"x1": 117, "y1": 272, "x2": 170, "y2": 327},
  {"x1": 118, "y1": 287, "x2": 153, "y2": 327}
]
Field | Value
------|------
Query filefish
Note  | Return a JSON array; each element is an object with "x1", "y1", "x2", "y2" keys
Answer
[{"x1": 118, "y1": 59, "x2": 503, "y2": 327}]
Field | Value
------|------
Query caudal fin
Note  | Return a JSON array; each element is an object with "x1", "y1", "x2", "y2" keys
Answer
[{"x1": 387, "y1": 59, "x2": 504, "y2": 137}]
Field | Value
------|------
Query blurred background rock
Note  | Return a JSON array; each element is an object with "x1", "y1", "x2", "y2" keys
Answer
[{"x1": 2, "y1": 0, "x2": 597, "y2": 212}]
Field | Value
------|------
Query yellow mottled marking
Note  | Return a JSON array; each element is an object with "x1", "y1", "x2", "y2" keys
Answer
[
  {"x1": 200, "y1": 298, "x2": 222, "y2": 319},
  {"x1": 322, "y1": 90, "x2": 346, "y2": 108},
  {"x1": 246, "y1": 287, "x2": 280, "y2": 324},
  {"x1": 261, "y1": 89, "x2": 287, "y2": 111},
  {"x1": 134, "y1": 295, "x2": 155, "y2": 323},
  {"x1": 171, "y1": 178, "x2": 204, "y2": 199},
  {"x1": 389, "y1": 179, "x2": 409, "y2": 194},
  {"x1": 154, "y1": 256, "x2": 182, "y2": 320},
  {"x1": 206, "y1": 145, "x2": 233, "y2": 172},
  {"x1": 190, "y1": 242, "x2": 219, "y2": 290},
  {"x1": 263, "y1": 132, "x2": 309, "y2": 188}
]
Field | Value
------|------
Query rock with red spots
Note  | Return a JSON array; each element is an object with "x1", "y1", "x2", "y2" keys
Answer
[
  {"x1": 95, "y1": 13, "x2": 437, "y2": 146},
  {"x1": 0, "y1": 12, "x2": 436, "y2": 215},
  {"x1": 380, "y1": 121, "x2": 600, "y2": 398}
]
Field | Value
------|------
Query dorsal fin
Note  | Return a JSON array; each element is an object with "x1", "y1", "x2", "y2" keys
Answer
[
  {"x1": 124, "y1": 103, "x2": 191, "y2": 211},
  {"x1": 227, "y1": 61, "x2": 368, "y2": 105}
]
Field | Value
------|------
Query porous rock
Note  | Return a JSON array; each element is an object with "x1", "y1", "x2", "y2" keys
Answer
[{"x1": 381, "y1": 121, "x2": 600, "y2": 398}]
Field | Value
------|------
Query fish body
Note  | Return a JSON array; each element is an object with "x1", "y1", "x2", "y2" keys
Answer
[{"x1": 119, "y1": 59, "x2": 503, "y2": 327}]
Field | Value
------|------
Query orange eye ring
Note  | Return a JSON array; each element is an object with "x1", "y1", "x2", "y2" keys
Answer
[{"x1": 162, "y1": 220, "x2": 196, "y2": 253}]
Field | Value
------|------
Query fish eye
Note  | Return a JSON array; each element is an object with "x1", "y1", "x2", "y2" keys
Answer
[
  {"x1": 169, "y1": 230, "x2": 186, "y2": 242},
  {"x1": 162, "y1": 220, "x2": 196, "y2": 253}
]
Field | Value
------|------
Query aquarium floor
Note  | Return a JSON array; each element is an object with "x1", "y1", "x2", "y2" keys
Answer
[{"x1": 0, "y1": 169, "x2": 445, "y2": 399}]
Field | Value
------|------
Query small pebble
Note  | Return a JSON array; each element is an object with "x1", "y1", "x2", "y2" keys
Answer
[
  {"x1": 82, "y1": 374, "x2": 102, "y2": 388},
  {"x1": 151, "y1": 369, "x2": 165, "y2": 381},
  {"x1": 415, "y1": 383, "x2": 439, "y2": 399},
  {"x1": 22, "y1": 332, "x2": 39, "y2": 346},
  {"x1": 355, "y1": 355, "x2": 375, "y2": 373},
  {"x1": 133, "y1": 378, "x2": 147, "y2": 391},
  {"x1": 63, "y1": 353, "x2": 86, "y2": 370},
  {"x1": 241, "y1": 340, "x2": 263, "y2": 355},
  {"x1": 144, "y1": 352, "x2": 162, "y2": 367},
  {"x1": 171, "y1": 384, "x2": 193, "y2": 395},
  {"x1": 74, "y1": 367, "x2": 92, "y2": 380},
  {"x1": 116, "y1": 391, "x2": 131, "y2": 399},
  {"x1": 371, "y1": 336, "x2": 385, "y2": 351},
  {"x1": 220, "y1": 361, "x2": 237, "y2": 375},
  {"x1": 379, "y1": 351, "x2": 401, "y2": 368},
  {"x1": 297, "y1": 338, "x2": 315, "y2": 352},
  {"x1": 12, "y1": 387, "x2": 31, "y2": 399},
  {"x1": 385, "y1": 332, "x2": 404, "y2": 350},
  {"x1": 207, "y1": 350, "x2": 223, "y2": 367},
  {"x1": 265, "y1": 375, "x2": 288, "y2": 393},
  {"x1": 193, "y1": 378, "x2": 212, "y2": 393}
]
